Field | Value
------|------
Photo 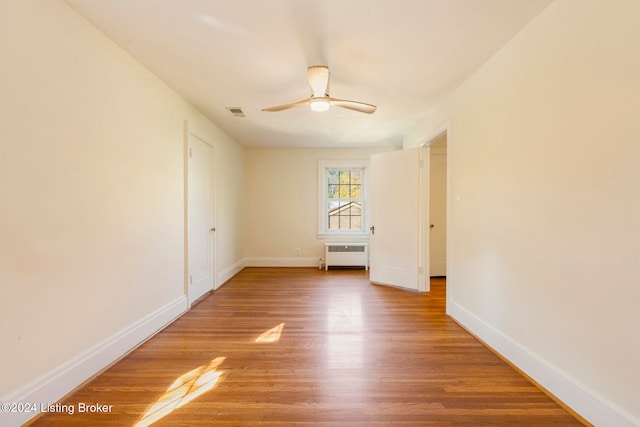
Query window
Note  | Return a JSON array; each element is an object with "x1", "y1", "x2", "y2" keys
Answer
[
  {"x1": 318, "y1": 160, "x2": 369, "y2": 236},
  {"x1": 327, "y1": 169, "x2": 362, "y2": 230}
]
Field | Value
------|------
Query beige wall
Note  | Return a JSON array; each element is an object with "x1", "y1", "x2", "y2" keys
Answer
[
  {"x1": 405, "y1": 0, "x2": 640, "y2": 424},
  {"x1": 244, "y1": 148, "x2": 393, "y2": 264},
  {"x1": 0, "y1": 0, "x2": 244, "y2": 412}
]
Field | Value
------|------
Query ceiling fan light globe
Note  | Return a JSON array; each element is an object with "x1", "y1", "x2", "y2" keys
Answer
[{"x1": 310, "y1": 98, "x2": 330, "y2": 112}]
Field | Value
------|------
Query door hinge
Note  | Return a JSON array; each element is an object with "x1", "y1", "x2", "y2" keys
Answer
[
  {"x1": 189, "y1": 275, "x2": 192, "y2": 284},
  {"x1": 189, "y1": 147, "x2": 192, "y2": 158}
]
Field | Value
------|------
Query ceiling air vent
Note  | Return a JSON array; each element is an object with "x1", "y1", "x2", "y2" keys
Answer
[{"x1": 226, "y1": 107, "x2": 246, "y2": 118}]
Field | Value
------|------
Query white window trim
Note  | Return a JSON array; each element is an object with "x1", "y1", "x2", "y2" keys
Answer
[{"x1": 317, "y1": 159, "x2": 370, "y2": 239}]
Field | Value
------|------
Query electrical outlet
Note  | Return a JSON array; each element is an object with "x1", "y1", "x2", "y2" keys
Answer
[{"x1": 295, "y1": 248, "x2": 301, "y2": 256}]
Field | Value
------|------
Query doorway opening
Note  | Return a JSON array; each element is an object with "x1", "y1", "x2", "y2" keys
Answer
[
  {"x1": 428, "y1": 134, "x2": 447, "y2": 278},
  {"x1": 421, "y1": 125, "x2": 450, "y2": 308}
]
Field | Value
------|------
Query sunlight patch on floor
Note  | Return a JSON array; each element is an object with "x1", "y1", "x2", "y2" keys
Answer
[
  {"x1": 135, "y1": 357, "x2": 226, "y2": 427},
  {"x1": 255, "y1": 322, "x2": 285, "y2": 343},
  {"x1": 327, "y1": 292, "x2": 364, "y2": 368}
]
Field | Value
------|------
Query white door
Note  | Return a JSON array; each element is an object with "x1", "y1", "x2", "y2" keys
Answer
[
  {"x1": 187, "y1": 125, "x2": 215, "y2": 305},
  {"x1": 369, "y1": 148, "x2": 425, "y2": 291},
  {"x1": 430, "y1": 150, "x2": 447, "y2": 276}
]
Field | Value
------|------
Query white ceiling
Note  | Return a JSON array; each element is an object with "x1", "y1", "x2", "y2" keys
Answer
[{"x1": 64, "y1": 0, "x2": 553, "y2": 149}]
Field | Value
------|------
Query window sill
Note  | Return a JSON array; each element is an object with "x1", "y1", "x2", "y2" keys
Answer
[{"x1": 317, "y1": 232, "x2": 370, "y2": 240}]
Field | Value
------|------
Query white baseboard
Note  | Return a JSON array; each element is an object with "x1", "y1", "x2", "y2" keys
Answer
[
  {"x1": 217, "y1": 259, "x2": 246, "y2": 286},
  {"x1": 1, "y1": 295, "x2": 188, "y2": 427},
  {"x1": 245, "y1": 257, "x2": 321, "y2": 268},
  {"x1": 449, "y1": 300, "x2": 639, "y2": 427}
]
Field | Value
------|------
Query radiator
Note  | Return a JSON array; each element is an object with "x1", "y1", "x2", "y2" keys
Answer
[{"x1": 324, "y1": 243, "x2": 369, "y2": 270}]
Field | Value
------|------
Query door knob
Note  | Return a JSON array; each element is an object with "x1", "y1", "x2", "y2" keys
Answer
[
  {"x1": 210, "y1": 227, "x2": 216, "y2": 232},
  {"x1": 369, "y1": 226, "x2": 375, "y2": 235}
]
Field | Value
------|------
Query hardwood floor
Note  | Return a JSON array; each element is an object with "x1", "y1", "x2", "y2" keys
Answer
[{"x1": 30, "y1": 268, "x2": 584, "y2": 426}]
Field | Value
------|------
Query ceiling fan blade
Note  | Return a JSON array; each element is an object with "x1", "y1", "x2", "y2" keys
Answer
[
  {"x1": 261, "y1": 98, "x2": 310, "y2": 112},
  {"x1": 328, "y1": 97, "x2": 377, "y2": 114},
  {"x1": 307, "y1": 66, "x2": 329, "y2": 97}
]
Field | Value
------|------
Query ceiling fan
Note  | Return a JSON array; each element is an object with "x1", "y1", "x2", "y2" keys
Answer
[{"x1": 262, "y1": 66, "x2": 376, "y2": 114}]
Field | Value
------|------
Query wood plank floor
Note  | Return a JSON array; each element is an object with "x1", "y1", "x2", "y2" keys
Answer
[{"x1": 30, "y1": 268, "x2": 584, "y2": 426}]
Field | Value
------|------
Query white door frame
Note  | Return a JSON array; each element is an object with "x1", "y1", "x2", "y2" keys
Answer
[
  {"x1": 420, "y1": 121, "x2": 452, "y2": 311},
  {"x1": 185, "y1": 120, "x2": 217, "y2": 307}
]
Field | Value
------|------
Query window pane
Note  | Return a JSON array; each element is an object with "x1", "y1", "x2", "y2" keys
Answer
[
  {"x1": 329, "y1": 215, "x2": 339, "y2": 230},
  {"x1": 327, "y1": 169, "x2": 365, "y2": 200},
  {"x1": 328, "y1": 184, "x2": 339, "y2": 198},
  {"x1": 328, "y1": 170, "x2": 339, "y2": 184},
  {"x1": 338, "y1": 183, "x2": 347, "y2": 198},
  {"x1": 328, "y1": 201, "x2": 339, "y2": 230},
  {"x1": 350, "y1": 184, "x2": 361, "y2": 198},
  {"x1": 328, "y1": 201, "x2": 362, "y2": 231}
]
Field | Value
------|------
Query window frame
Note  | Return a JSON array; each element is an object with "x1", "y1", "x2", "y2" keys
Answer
[{"x1": 317, "y1": 159, "x2": 370, "y2": 238}]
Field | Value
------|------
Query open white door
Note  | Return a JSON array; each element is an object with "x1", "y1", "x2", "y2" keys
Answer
[
  {"x1": 187, "y1": 123, "x2": 216, "y2": 305},
  {"x1": 370, "y1": 147, "x2": 426, "y2": 291}
]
